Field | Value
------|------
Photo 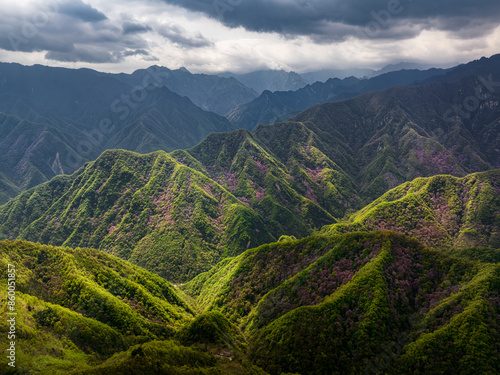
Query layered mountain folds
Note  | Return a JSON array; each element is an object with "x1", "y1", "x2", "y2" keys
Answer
[{"x1": 1, "y1": 69, "x2": 499, "y2": 280}]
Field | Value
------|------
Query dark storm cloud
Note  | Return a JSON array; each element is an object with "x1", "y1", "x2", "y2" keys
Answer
[
  {"x1": 0, "y1": 1, "x2": 153, "y2": 63},
  {"x1": 58, "y1": 0, "x2": 108, "y2": 23},
  {"x1": 161, "y1": 0, "x2": 500, "y2": 40}
]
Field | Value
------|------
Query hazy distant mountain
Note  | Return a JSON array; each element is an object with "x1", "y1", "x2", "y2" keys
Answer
[
  {"x1": 0, "y1": 63, "x2": 131, "y2": 125},
  {"x1": 0, "y1": 62, "x2": 239, "y2": 203},
  {"x1": 301, "y1": 68, "x2": 376, "y2": 83},
  {"x1": 301, "y1": 63, "x2": 436, "y2": 84},
  {"x1": 115, "y1": 66, "x2": 258, "y2": 115},
  {"x1": 219, "y1": 70, "x2": 309, "y2": 94},
  {"x1": 0, "y1": 112, "x2": 90, "y2": 201},
  {"x1": 228, "y1": 67, "x2": 449, "y2": 130},
  {"x1": 100, "y1": 86, "x2": 235, "y2": 154},
  {"x1": 376, "y1": 62, "x2": 434, "y2": 75}
]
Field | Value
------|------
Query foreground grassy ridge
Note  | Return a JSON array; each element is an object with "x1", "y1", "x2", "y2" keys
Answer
[
  {"x1": 0, "y1": 240, "x2": 195, "y2": 373},
  {"x1": 0, "y1": 241, "x2": 268, "y2": 374},
  {"x1": 185, "y1": 232, "x2": 500, "y2": 375},
  {"x1": 1, "y1": 235, "x2": 499, "y2": 374},
  {"x1": 323, "y1": 170, "x2": 500, "y2": 248}
]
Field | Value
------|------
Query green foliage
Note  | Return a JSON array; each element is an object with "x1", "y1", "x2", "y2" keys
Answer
[
  {"x1": 0, "y1": 240, "x2": 196, "y2": 374},
  {"x1": 71, "y1": 340, "x2": 220, "y2": 375},
  {"x1": 323, "y1": 170, "x2": 500, "y2": 249},
  {"x1": 178, "y1": 311, "x2": 245, "y2": 350},
  {"x1": 187, "y1": 231, "x2": 500, "y2": 375}
]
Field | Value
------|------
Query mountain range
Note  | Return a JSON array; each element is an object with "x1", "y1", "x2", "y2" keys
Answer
[
  {"x1": 219, "y1": 70, "x2": 309, "y2": 94},
  {"x1": 226, "y1": 67, "x2": 453, "y2": 130},
  {"x1": 0, "y1": 54, "x2": 499, "y2": 374},
  {"x1": 1, "y1": 55, "x2": 497, "y2": 205},
  {"x1": 1, "y1": 56, "x2": 499, "y2": 280},
  {"x1": 0, "y1": 63, "x2": 250, "y2": 204}
]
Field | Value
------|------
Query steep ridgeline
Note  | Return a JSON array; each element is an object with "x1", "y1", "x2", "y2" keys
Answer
[
  {"x1": 0, "y1": 240, "x2": 265, "y2": 375},
  {"x1": 0, "y1": 112, "x2": 92, "y2": 204},
  {"x1": 112, "y1": 65, "x2": 258, "y2": 115},
  {"x1": 99, "y1": 86, "x2": 235, "y2": 154},
  {"x1": 201, "y1": 75, "x2": 499, "y2": 210},
  {"x1": 227, "y1": 53, "x2": 500, "y2": 131},
  {"x1": 0, "y1": 147, "x2": 349, "y2": 282},
  {"x1": 0, "y1": 62, "x2": 257, "y2": 203},
  {"x1": 219, "y1": 70, "x2": 308, "y2": 94},
  {"x1": 0, "y1": 62, "x2": 256, "y2": 122},
  {"x1": 184, "y1": 231, "x2": 500, "y2": 375},
  {"x1": 1, "y1": 71, "x2": 499, "y2": 280},
  {"x1": 323, "y1": 170, "x2": 500, "y2": 249}
]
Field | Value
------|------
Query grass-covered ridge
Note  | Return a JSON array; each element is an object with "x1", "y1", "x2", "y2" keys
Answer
[
  {"x1": 0, "y1": 240, "x2": 194, "y2": 373},
  {"x1": 2, "y1": 73, "x2": 499, "y2": 281},
  {"x1": 0, "y1": 144, "x2": 351, "y2": 282},
  {"x1": 322, "y1": 169, "x2": 500, "y2": 249},
  {"x1": 0, "y1": 240, "x2": 267, "y2": 374},
  {"x1": 184, "y1": 231, "x2": 500, "y2": 375}
]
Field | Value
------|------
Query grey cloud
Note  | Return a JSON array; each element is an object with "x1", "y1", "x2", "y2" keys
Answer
[
  {"x1": 123, "y1": 21, "x2": 153, "y2": 35},
  {"x1": 58, "y1": 0, "x2": 107, "y2": 22},
  {"x1": 156, "y1": 24, "x2": 213, "y2": 48},
  {"x1": 0, "y1": 2, "x2": 153, "y2": 63},
  {"x1": 160, "y1": 0, "x2": 500, "y2": 40},
  {"x1": 46, "y1": 48, "x2": 123, "y2": 63},
  {"x1": 123, "y1": 49, "x2": 150, "y2": 56}
]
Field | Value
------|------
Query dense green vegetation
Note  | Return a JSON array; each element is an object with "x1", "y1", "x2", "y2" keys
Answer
[
  {"x1": 0, "y1": 146, "x2": 497, "y2": 283},
  {"x1": 186, "y1": 231, "x2": 500, "y2": 375},
  {"x1": 0, "y1": 143, "x2": 351, "y2": 281},
  {"x1": 0, "y1": 240, "x2": 193, "y2": 373},
  {"x1": 0, "y1": 241, "x2": 267, "y2": 374},
  {"x1": 0, "y1": 55, "x2": 499, "y2": 375},
  {"x1": 323, "y1": 170, "x2": 500, "y2": 249},
  {"x1": 1, "y1": 234, "x2": 499, "y2": 374}
]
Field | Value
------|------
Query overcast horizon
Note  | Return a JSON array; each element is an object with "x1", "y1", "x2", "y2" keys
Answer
[{"x1": 0, "y1": 0, "x2": 498, "y2": 75}]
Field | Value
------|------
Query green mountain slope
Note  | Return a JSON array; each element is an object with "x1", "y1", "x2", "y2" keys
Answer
[
  {"x1": 0, "y1": 240, "x2": 194, "y2": 373},
  {"x1": 0, "y1": 87, "x2": 235, "y2": 204},
  {"x1": 185, "y1": 231, "x2": 500, "y2": 375},
  {"x1": 1, "y1": 55, "x2": 498, "y2": 281},
  {"x1": 0, "y1": 150, "x2": 280, "y2": 281},
  {"x1": 1, "y1": 143, "x2": 350, "y2": 282},
  {"x1": 0, "y1": 122, "x2": 497, "y2": 282},
  {"x1": 0, "y1": 240, "x2": 267, "y2": 375},
  {"x1": 323, "y1": 170, "x2": 500, "y2": 248}
]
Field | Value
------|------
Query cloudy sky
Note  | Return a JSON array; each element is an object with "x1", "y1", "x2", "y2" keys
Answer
[{"x1": 0, "y1": 0, "x2": 498, "y2": 74}]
